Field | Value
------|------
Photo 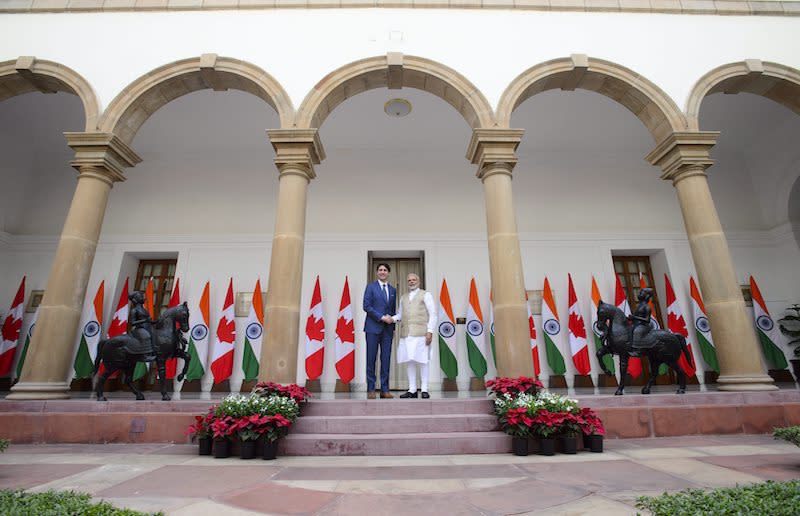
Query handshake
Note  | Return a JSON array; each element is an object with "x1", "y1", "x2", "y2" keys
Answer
[{"x1": 380, "y1": 314, "x2": 394, "y2": 324}]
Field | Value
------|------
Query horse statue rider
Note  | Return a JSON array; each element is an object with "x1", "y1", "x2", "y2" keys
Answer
[
  {"x1": 629, "y1": 287, "x2": 655, "y2": 355},
  {"x1": 595, "y1": 288, "x2": 693, "y2": 395},
  {"x1": 129, "y1": 290, "x2": 159, "y2": 362}
]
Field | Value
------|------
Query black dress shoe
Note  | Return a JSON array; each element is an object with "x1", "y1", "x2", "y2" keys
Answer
[
  {"x1": 421, "y1": 391, "x2": 430, "y2": 399},
  {"x1": 399, "y1": 391, "x2": 418, "y2": 398}
]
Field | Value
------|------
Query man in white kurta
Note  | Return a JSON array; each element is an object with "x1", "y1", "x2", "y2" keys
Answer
[{"x1": 393, "y1": 273, "x2": 437, "y2": 398}]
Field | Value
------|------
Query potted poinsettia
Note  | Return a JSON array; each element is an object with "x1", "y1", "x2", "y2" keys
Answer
[
  {"x1": 486, "y1": 376, "x2": 543, "y2": 399},
  {"x1": 259, "y1": 414, "x2": 293, "y2": 460},
  {"x1": 252, "y1": 381, "x2": 312, "y2": 404},
  {"x1": 185, "y1": 410, "x2": 215, "y2": 455},
  {"x1": 529, "y1": 409, "x2": 562, "y2": 456},
  {"x1": 494, "y1": 392, "x2": 537, "y2": 456},
  {"x1": 234, "y1": 414, "x2": 269, "y2": 460},
  {"x1": 209, "y1": 414, "x2": 236, "y2": 458},
  {"x1": 579, "y1": 407, "x2": 605, "y2": 452}
]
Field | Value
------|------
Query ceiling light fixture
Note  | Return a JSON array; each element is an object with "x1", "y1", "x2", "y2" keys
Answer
[{"x1": 384, "y1": 98, "x2": 412, "y2": 118}]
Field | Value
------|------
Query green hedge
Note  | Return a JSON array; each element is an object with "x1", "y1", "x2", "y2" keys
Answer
[
  {"x1": 636, "y1": 480, "x2": 800, "y2": 516},
  {"x1": 0, "y1": 490, "x2": 163, "y2": 516},
  {"x1": 0, "y1": 439, "x2": 9, "y2": 453},
  {"x1": 774, "y1": 426, "x2": 800, "y2": 447}
]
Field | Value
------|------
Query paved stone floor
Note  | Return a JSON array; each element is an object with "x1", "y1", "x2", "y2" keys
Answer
[{"x1": 1, "y1": 434, "x2": 798, "y2": 515}]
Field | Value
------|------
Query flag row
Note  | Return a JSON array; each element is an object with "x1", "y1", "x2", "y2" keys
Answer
[{"x1": 0, "y1": 274, "x2": 792, "y2": 382}]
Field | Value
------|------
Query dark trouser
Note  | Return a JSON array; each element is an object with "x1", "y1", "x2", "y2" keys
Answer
[{"x1": 366, "y1": 329, "x2": 393, "y2": 392}]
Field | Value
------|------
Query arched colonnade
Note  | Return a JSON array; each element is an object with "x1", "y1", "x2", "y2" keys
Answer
[{"x1": 3, "y1": 53, "x2": 799, "y2": 399}]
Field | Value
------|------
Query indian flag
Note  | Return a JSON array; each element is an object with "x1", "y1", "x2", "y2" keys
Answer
[
  {"x1": 465, "y1": 278, "x2": 487, "y2": 378},
  {"x1": 664, "y1": 274, "x2": 696, "y2": 377},
  {"x1": 185, "y1": 281, "x2": 210, "y2": 381},
  {"x1": 73, "y1": 281, "x2": 104, "y2": 379},
  {"x1": 689, "y1": 276, "x2": 719, "y2": 372},
  {"x1": 542, "y1": 277, "x2": 566, "y2": 375},
  {"x1": 615, "y1": 273, "x2": 642, "y2": 379},
  {"x1": 567, "y1": 274, "x2": 590, "y2": 375},
  {"x1": 438, "y1": 278, "x2": 458, "y2": 379},
  {"x1": 750, "y1": 276, "x2": 789, "y2": 369},
  {"x1": 591, "y1": 276, "x2": 614, "y2": 373},
  {"x1": 16, "y1": 307, "x2": 38, "y2": 379},
  {"x1": 489, "y1": 291, "x2": 496, "y2": 365},
  {"x1": 242, "y1": 279, "x2": 264, "y2": 382},
  {"x1": 526, "y1": 291, "x2": 540, "y2": 376},
  {"x1": 210, "y1": 278, "x2": 236, "y2": 384}
]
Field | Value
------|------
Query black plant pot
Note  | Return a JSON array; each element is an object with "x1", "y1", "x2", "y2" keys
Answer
[
  {"x1": 240, "y1": 440, "x2": 257, "y2": 460},
  {"x1": 538, "y1": 437, "x2": 555, "y2": 456},
  {"x1": 198, "y1": 437, "x2": 212, "y2": 456},
  {"x1": 560, "y1": 435, "x2": 578, "y2": 454},
  {"x1": 511, "y1": 436, "x2": 529, "y2": 456},
  {"x1": 587, "y1": 434, "x2": 604, "y2": 453},
  {"x1": 213, "y1": 438, "x2": 230, "y2": 459},
  {"x1": 263, "y1": 439, "x2": 279, "y2": 460}
]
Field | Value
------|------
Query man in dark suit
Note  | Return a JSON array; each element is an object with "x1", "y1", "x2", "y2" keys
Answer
[{"x1": 363, "y1": 262, "x2": 396, "y2": 399}]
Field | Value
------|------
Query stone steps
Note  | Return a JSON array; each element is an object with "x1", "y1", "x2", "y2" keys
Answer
[
  {"x1": 282, "y1": 431, "x2": 510, "y2": 456},
  {"x1": 293, "y1": 414, "x2": 498, "y2": 434},
  {"x1": 286, "y1": 398, "x2": 505, "y2": 455}
]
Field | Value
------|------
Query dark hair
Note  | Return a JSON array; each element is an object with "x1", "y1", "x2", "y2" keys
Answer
[{"x1": 376, "y1": 262, "x2": 391, "y2": 272}]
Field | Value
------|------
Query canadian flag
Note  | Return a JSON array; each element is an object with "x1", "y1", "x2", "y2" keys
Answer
[
  {"x1": 334, "y1": 277, "x2": 355, "y2": 383},
  {"x1": 305, "y1": 276, "x2": 325, "y2": 381},
  {"x1": 210, "y1": 278, "x2": 235, "y2": 384},
  {"x1": 101, "y1": 278, "x2": 130, "y2": 378},
  {"x1": 526, "y1": 291, "x2": 540, "y2": 376},
  {"x1": 567, "y1": 274, "x2": 591, "y2": 375},
  {"x1": 664, "y1": 274, "x2": 696, "y2": 376},
  {"x1": 0, "y1": 277, "x2": 25, "y2": 376}
]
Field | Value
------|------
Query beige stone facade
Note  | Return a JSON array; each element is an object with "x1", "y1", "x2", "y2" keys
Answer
[{"x1": 1, "y1": 10, "x2": 798, "y2": 396}]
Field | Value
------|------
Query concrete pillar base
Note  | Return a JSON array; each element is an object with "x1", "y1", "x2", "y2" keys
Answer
[
  {"x1": 716, "y1": 375, "x2": 778, "y2": 391},
  {"x1": 7, "y1": 381, "x2": 72, "y2": 399}
]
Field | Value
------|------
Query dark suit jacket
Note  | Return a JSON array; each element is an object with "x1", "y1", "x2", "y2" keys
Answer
[{"x1": 363, "y1": 281, "x2": 397, "y2": 334}]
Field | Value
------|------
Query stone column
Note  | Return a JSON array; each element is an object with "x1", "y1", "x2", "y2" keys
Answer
[
  {"x1": 8, "y1": 133, "x2": 140, "y2": 399},
  {"x1": 261, "y1": 129, "x2": 324, "y2": 384},
  {"x1": 646, "y1": 132, "x2": 775, "y2": 391},
  {"x1": 466, "y1": 129, "x2": 533, "y2": 378}
]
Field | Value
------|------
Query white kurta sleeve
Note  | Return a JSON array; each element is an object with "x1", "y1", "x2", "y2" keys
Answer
[
  {"x1": 392, "y1": 299, "x2": 403, "y2": 323},
  {"x1": 424, "y1": 292, "x2": 437, "y2": 333}
]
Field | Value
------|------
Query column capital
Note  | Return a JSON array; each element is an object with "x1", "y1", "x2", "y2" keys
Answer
[
  {"x1": 267, "y1": 129, "x2": 325, "y2": 180},
  {"x1": 645, "y1": 131, "x2": 719, "y2": 183},
  {"x1": 466, "y1": 128, "x2": 525, "y2": 179},
  {"x1": 64, "y1": 132, "x2": 141, "y2": 183}
]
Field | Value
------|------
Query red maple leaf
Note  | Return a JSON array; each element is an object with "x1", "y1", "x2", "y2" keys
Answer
[
  {"x1": 107, "y1": 317, "x2": 127, "y2": 338},
  {"x1": 668, "y1": 312, "x2": 688, "y2": 337},
  {"x1": 336, "y1": 316, "x2": 354, "y2": 341},
  {"x1": 568, "y1": 312, "x2": 586, "y2": 339},
  {"x1": 1, "y1": 316, "x2": 21, "y2": 342},
  {"x1": 306, "y1": 316, "x2": 325, "y2": 341},
  {"x1": 216, "y1": 318, "x2": 235, "y2": 343}
]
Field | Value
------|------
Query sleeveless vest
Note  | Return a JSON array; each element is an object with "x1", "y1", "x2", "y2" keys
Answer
[{"x1": 399, "y1": 289, "x2": 429, "y2": 338}]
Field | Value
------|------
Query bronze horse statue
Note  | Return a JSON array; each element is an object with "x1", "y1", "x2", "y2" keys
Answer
[
  {"x1": 93, "y1": 302, "x2": 191, "y2": 401},
  {"x1": 595, "y1": 300, "x2": 693, "y2": 395}
]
